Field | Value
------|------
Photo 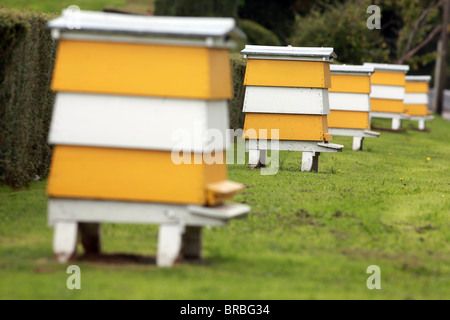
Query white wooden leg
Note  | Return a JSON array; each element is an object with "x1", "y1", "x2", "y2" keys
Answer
[
  {"x1": 53, "y1": 222, "x2": 78, "y2": 263},
  {"x1": 182, "y1": 226, "x2": 202, "y2": 260},
  {"x1": 157, "y1": 223, "x2": 185, "y2": 267},
  {"x1": 418, "y1": 119, "x2": 426, "y2": 131},
  {"x1": 392, "y1": 118, "x2": 401, "y2": 130},
  {"x1": 352, "y1": 137, "x2": 364, "y2": 151},
  {"x1": 248, "y1": 149, "x2": 260, "y2": 168},
  {"x1": 302, "y1": 152, "x2": 320, "y2": 172}
]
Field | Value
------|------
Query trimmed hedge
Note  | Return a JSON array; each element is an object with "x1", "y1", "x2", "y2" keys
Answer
[{"x1": 0, "y1": 9, "x2": 57, "y2": 189}]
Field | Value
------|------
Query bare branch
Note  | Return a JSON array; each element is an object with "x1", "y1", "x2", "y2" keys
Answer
[
  {"x1": 403, "y1": 0, "x2": 445, "y2": 58},
  {"x1": 398, "y1": 24, "x2": 443, "y2": 64}
]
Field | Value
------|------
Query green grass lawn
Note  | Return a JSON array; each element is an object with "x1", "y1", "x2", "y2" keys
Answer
[
  {"x1": 0, "y1": 0, "x2": 127, "y2": 13},
  {"x1": 1, "y1": 117, "x2": 450, "y2": 300}
]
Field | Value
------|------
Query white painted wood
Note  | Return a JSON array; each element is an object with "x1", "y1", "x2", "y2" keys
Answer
[
  {"x1": 370, "y1": 85, "x2": 405, "y2": 100},
  {"x1": 329, "y1": 128, "x2": 380, "y2": 138},
  {"x1": 392, "y1": 118, "x2": 402, "y2": 130},
  {"x1": 328, "y1": 92, "x2": 371, "y2": 112},
  {"x1": 405, "y1": 75, "x2": 432, "y2": 82},
  {"x1": 301, "y1": 152, "x2": 320, "y2": 172},
  {"x1": 49, "y1": 93, "x2": 230, "y2": 152},
  {"x1": 418, "y1": 119, "x2": 426, "y2": 130},
  {"x1": 370, "y1": 112, "x2": 408, "y2": 119},
  {"x1": 404, "y1": 93, "x2": 429, "y2": 105},
  {"x1": 49, "y1": 11, "x2": 241, "y2": 39},
  {"x1": 48, "y1": 198, "x2": 227, "y2": 227},
  {"x1": 243, "y1": 86, "x2": 330, "y2": 115},
  {"x1": 157, "y1": 223, "x2": 185, "y2": 267},
  {"x1": 352, "y1": 137, "x2": 364, "y2": 151},
  {"x1": 189, "y1": 203, "x2": 250, "y2": 220},
  {"x1": 330, "y1": 65, "x2": 373, "y2": 75},
  {"x1": 242, "y1": 45, "x2": 336, "y2": 61},
  {"x1": 53, "y1": 222, "x2": 78, "y2": 263},
  {"x1": 246, "y1": 140, "x2": 343, "y2": 153},
  {"x1": 55, "y1": 31, "x2": 235, "y2": 48},
  {"x1": 363, "y1": 62, "x2": 410, "y2": 73},
  {"x1": 409, "y1": 115, "x2": 434, "y2": 121}
]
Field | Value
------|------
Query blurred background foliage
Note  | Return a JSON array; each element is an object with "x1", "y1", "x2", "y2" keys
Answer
[{"x1": 153, "y1": 0, "x2": 448, "y2": 82}]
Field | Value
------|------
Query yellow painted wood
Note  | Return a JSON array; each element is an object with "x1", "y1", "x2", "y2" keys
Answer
[
  {"x1": 405, "y1": 81, "x2": 429, "y2": 93},
  {"x1": 243, "y1": 113, "x2": 331, "y2": 141},
  {"x1": 370, "y1": 98, "x2": 404, "y2": 113},
  {"x1": 404, "y1": 104, "x2": 429, "y2": 116},
  {"x1": 370, "y1": 71, "x2": 405, "y2": 86},
  {"x1": 206, "y1": 181, "x2": 245, "y2": 207},
  {"x1": 327, "y1": 110, "x2": 370, "y2": 129},
  {"x1": 46, "y1": 146, "x2": 233, "y2": 206},
  {"x1": 244, "y1": 59, "x2": 331, "y2": 88},
  {"x1": 52, "y1": 40, "x2": 232, "y2": 100},
  {"x1": 329, "y1": 74, "x2": 371, "y2": 93}
]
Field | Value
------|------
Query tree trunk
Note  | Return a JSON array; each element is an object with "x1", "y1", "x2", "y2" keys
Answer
[{"x1": 435, "y1": 0, "x2": 449, "y2": 115}]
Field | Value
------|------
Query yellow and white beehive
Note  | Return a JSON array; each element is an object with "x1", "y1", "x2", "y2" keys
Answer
[
  {"x1": 241, "y1": 45, "x2": 343, "y2": 172},
  {"x1": 327, "y1": 65, "x2": 380, "y2": 151},
  {"x1": 363, "y1": 62, "x2": 410, "y2": 130},
  {"x1": 46, "y1": 10, "x2": 250, "y2": 267},
  {"x1": 404, "y1": 75, "x2": 434, "y2": 130}
]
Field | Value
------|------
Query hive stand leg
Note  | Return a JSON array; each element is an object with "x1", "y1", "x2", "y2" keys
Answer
[
  {"x1": 248, "y1": 140, "x2": 266, "y2": 168},
  {"x1": 418, "y1": 119, "x2": 426, "y2": 131},
  {"x1": 182, "y1": 226, "x2": 202, "y2": 260},
  {"x1": 53, "y1": 222, "x2": 78, "y2": 263},
  {"x1": 157, "y1": 223, "x2": 185, "y2": 267},
  {"x1": 392, "y1": 118, "x2": 402, "y2": 130},
  {"x1": 352, "y1": 137, "x2": 364, "y2": 151},
  {"x1": 302, "y1": 152, "x2": 320, "y2": 172},
  {"x1": 79, "y1": 223, "x2": 101, "y2": 255}
]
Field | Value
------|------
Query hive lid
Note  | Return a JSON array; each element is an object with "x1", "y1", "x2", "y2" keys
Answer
[
  {"x1": 363, "y1": 62, "x2": 410, "y2": 73},
  {"x1": 241, "y1": 45, "x2": 337, "y2": 62},
  {"x1": 405, "y1": 75, "x2": 432, "y2": 82},
  {"x1": 331, "y1": 64, "x2": 374, "y2": 75},
  {"x1": 47, "y1": 9, "x2": 245, "y2": 41}
]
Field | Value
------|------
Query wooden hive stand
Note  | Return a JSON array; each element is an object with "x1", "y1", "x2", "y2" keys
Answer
[
  {"x1": 241, "y1": 45, "x2": 344, "y2": 172},
  {"x1": 46, "y1": 10, "x2": 250, "y2": 267}
]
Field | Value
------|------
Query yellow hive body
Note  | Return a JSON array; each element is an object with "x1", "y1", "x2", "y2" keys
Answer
[
  {"x1": 404, "y1": 80, "x2": 430, "y2": 116},
  {"x1": 52, "y1": 40, "x2": 233, "y2": 100}
]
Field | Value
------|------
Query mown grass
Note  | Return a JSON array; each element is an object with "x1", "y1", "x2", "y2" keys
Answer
[
  {"x1": 0, "y1": 0, "x2": 127, "y2": 13},
  {"x1": 0, "y1": 116, "x2": 449, "y2": 300}
]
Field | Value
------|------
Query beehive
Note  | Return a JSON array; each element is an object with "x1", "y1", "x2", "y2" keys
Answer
[
  {"x1": 46, "y1": 10, "x2": 250, "y2": 266},
  {"x1": 327, "y1": 65, "x2": 380, "y2": 151},
  {"x1": 363, "y1": 63, "x2": 410, "y2": 130},
  {"x1": 241, "y1": 45, "x2": 343, "y2": 171},
  {"x1": 404, "y1": 75, "x2": 434, "y2": 130},
  {"x1": 404, "y1": 76, "x2": 431, "y2": 116},
  {"x1": 47, "y1": 11, "x2": 242, "y2": 206}
]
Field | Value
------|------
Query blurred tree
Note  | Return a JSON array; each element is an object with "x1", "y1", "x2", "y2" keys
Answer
[
  {"x1": 393, "y1": 0, "x2": 445, "y2": 65},
  {"x1": 154, "y1": 0, "x2": 239, "y2": 17},
  {"x1": 290, "y1": 0, "x2": 390, "y2": 64},
  {"x1": 238, "y1": 0, "x2": 297, "y2": 44}
]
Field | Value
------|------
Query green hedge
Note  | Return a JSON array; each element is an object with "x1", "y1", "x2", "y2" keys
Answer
[{"x1": 0, "y1": 9, "x2": 57, "y2": 189}]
